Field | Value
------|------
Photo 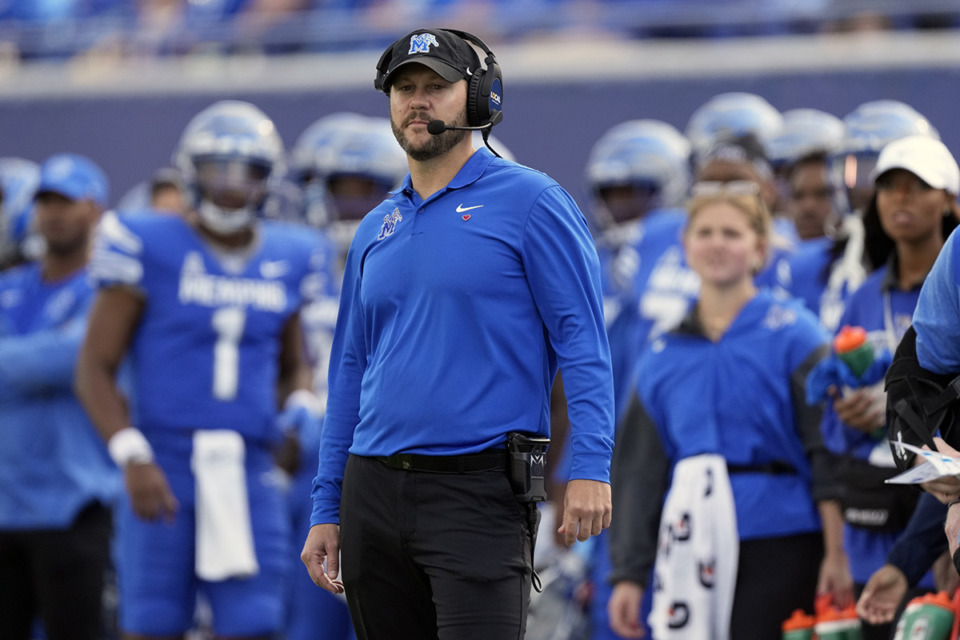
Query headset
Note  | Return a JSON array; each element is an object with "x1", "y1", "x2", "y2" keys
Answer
[{"x1": 374, "y1": 28, "x2": 503, "y2": 130}]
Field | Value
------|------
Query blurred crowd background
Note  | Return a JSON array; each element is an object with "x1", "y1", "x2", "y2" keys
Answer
[
  {"x1": 0, "y1": 1, "x2": 958, "y2": 212},
  {"x1": 0, "y1": 0, "x2": 957, "y2": 62}
]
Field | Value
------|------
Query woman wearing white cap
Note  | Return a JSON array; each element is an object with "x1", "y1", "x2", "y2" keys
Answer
[{"x1": 819, "y1": 134, "x2": 960, "y2": 639}]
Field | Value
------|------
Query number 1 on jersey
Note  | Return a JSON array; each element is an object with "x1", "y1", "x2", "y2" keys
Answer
[{"x1": 211, "y1": 307, "x2": 246, "y2": 400}]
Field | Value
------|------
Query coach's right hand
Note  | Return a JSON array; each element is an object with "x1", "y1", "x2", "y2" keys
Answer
[{"x1": 302, "y1": 523, "x2": 345, "y2": 595}]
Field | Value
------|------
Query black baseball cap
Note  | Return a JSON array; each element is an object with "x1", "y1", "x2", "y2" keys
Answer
[{"x1": 376, "y1": 29, "x2": 482, "y2": 93}]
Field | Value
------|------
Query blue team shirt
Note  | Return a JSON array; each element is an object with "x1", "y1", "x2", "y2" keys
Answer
[
  {"x1": 89, "y1": 212, "x2": 329, "y2": 443},
  {"x1": 312, "y1": 148, "x2": 615, "y2": 525},
  {"x1": 776, "y1": 237, "x2": 834, "y2": 319},
  {"x1": 774, "y1": 235, "x2": 866, "y2": 333},
  {"x1": 635, "y1": 291, "x2": 828, "y2": 540},
  {"x1": 599, "y1": 209, "x2": 696, "y2": 423},
  {"x1": 915, "y1": 228, "x2": 960, "y2": 373},
  {"x1": 0, "y1": 262, "x2": 120, "y2": 528}
]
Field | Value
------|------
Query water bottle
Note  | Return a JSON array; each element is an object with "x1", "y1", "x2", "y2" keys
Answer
[
  {"x1": 893, "y1": 595, "x2": 925, "y2": 640},
  {"x1": 834, "y1": 324, "x2": 886, "y2": 440},
  {"x1": 781, "y1": 609, "x2": 815, "y2": 640},
  {"x1": 814, "y1": 604, "x2": 861, "y2": 640},
  {"x1": 892, "y1": 591, "x2": 954, "y2": 640},
  {"x1": 834, "y1": 325, "x2": 874, "y2": 378}
]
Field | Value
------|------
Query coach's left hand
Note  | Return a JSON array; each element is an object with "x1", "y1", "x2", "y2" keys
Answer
[
  {"x1": 557, "y1": 478, "x2": 611, "y2": 546},
  {"x1": 302, "y1": 523, "x2": 345, "y2": 595}
]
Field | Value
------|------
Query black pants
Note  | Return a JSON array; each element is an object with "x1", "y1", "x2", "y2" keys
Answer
[
  {"x1": 0, "y1": 501, "x2": 113, "y2": 640},
  {"x1": 340, "y1": 454, "x2": 533, "y2": 640},
  {"x1": 730, "y1": 532, "x2": 823, "y2": 639}
]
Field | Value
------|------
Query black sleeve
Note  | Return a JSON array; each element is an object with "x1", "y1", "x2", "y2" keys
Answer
[
  {"x1": 792, "y1": 343, "x2": 842, "y2": 502},
  {"x1": 886, "y1": 491, "x2": 949, "y2": 586},
  {"x1": 607, "y1": 391, "x2": 671, "y2": 588},
  {"x1": 886, "y1": 325, "x2": 960, "y2": 471}
]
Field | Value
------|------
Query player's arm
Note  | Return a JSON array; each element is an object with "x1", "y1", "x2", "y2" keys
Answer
[
  {"x1": 74, "y1": 286, "x2": 144, "y2": 443},
  {"x1": 274, "y1": 310, "x2": 320, "y2": 474},
  {"x1": 277, "y1": 310, "x2": 314, "y2": 402},
  {"x1": 76, "y1": 211, "x2": 146, "y2": 433},
  {"x1": 75, "y1": 286, "x2": 178, "y2": 521}
]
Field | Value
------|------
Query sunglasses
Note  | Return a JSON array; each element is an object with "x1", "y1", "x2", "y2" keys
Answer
[{"x1": 690, "y1": 180, "x2": 761, "y2": 197}]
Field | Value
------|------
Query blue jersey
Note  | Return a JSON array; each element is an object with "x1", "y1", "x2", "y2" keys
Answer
[
  {"x1": 771, "y1": 237, "x2": 830, "y2": 310},
  {"x1": 297, "y1": 228, "x2": 340, "y2": 421},
  {"x1": 621, "y1": 210, "x2": 695, "y2": 336},
  {"x1": 915, "y1": 227, "x2": 960, "y2": 373},
  {"x1": 312, "y1": 148, "x2": 615, "y2": 525},
  {"x1": 773, "y1": 215, "x2": 801, "y2": 247},
  {"x1": 635, "y1": 292, "x2": 828, "y2": 540},
  {"x1": 0, "y1": 262, "x2": 120, "y2": 529},
  {"x1": 295, "y1": 225, "x2": 340, "y2": 476},
  {"x1": 755, "y1": 240, "x2": 796, "y2": 292},
  {"x1": 775, "y1": 228, "x2": 868, "y2": 333},
  {"x1": 89, "y1": 213, "x2": 328, "y2": 443},
  {"x1": 600, "y1": 209, "x2": 695, "y2": 422}
]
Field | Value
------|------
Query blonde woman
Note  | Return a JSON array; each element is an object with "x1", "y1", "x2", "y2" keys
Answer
[{"x1": 608, "y1": 184, "x2": 850, "y2": 639}]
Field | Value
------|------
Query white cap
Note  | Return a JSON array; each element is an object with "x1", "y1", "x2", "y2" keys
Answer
[{"x1": 872, "y1": 134, "x2": 960, "y2": 195}]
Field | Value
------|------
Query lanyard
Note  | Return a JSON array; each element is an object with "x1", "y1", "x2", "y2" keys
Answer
[{"x1": 882, "y1": 290, "x2": 898, "y2": 353}]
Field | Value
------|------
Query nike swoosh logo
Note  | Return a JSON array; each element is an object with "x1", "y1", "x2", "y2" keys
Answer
[{"x1": 456, "y1": 204, "x2": 484, "y2": 213}]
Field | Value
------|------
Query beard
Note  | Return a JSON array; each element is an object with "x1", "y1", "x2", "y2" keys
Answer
[{"x1": 392, "y1": 109, "x2": 470, "y2": 161}]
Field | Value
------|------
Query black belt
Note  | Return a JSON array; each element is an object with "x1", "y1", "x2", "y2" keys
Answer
[
  {"x1": 726, "y1": 460, "x2": 796, "y2": 475},
  {"x1": 375, "y1": 449, "x2": 507, "y2": 474}
]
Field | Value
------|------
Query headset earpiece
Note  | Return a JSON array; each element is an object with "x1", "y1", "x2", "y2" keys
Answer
[
  {"x1": 465, "y1": 51, "x2": 503, "y2": 128},
  {"x1": 445, "y1": 31, "x2": 503, "y2": 129},
  {"x1": 466, "y1": 68, "x2": 484, "y2": 128},
  {"x1": 374, "y1": 44, "x2": 393, "y2": 93}
]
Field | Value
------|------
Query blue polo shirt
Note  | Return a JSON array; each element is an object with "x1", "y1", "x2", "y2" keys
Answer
[{"x1": 312, "y1": 148, "x2": 615, "y2": 524}]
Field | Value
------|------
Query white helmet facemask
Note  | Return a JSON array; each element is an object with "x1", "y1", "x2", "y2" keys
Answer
[{"x1": 193, "y1": 158, "x2": 270, "y2": 235}]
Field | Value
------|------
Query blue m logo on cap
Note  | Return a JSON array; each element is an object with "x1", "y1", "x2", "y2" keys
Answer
[{"x1": 408, "y1": 33, "x2": 439, "y2": 54}]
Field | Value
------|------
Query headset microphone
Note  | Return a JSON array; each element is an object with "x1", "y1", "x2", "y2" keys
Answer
[
  {"x1": 426, "y1": 119, "x2": 503, "y2": 159},
  {"x1": 427, "y1": 120, "x2": 492, "y2": 135}
]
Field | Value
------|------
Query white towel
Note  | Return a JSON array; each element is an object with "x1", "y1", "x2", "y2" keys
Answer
[
  {"x1": 192, "y1": 430, "x2": 259, "y2": 581},
  {"x1": 648, "y1": 454, "x2": 738, "y2": 640}
]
